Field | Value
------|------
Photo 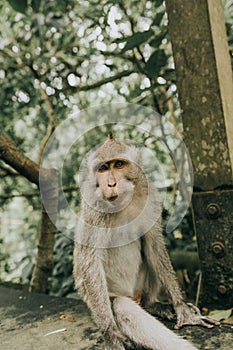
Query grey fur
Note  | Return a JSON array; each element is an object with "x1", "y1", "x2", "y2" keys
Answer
[{"x1": 73, "y1": 139, "x2": 217, "y2": 350}]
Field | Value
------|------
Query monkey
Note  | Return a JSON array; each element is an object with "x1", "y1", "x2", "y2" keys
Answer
[{"x1": 73, "y1": 134, "x2": 219, "y2": 350}]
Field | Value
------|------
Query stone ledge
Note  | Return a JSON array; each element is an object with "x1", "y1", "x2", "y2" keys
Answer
[{"x1": 0, "y1": 285, "x2": 232, "y2": 350}]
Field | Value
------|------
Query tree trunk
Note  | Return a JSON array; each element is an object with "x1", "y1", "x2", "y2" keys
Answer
[
  {"x1": 165, "y1": 0, "x2": 233, "y2": 308},
  {"x1": 29, "y1": 168, "x2": 59, "y2": 293}
]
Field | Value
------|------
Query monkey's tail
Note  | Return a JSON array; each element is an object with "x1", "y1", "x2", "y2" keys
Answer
[{"x1": 112, "y1": 296, "x2": 198, "y2": 350}]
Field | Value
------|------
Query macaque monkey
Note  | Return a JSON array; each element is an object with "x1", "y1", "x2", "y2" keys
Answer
[{"x1": 73, "y1": 134, "x2": 218, "y2": 350}]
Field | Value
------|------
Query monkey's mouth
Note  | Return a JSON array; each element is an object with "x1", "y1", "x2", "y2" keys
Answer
[
  {"x1": 98, "y1": 190, "x2": 134, "y2": 213},
  {"x1": 107, "y1": 194, "x2": 118, "y2": 202}
]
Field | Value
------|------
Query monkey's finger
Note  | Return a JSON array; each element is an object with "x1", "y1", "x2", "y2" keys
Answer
[
  {"x1": 200, "y1": 316, "x2": 221, "y2": 326},
  {"x1": 123, "y1": 337, "x2": 134, "y2": 348},
  {"x1": 174, "y1": 319, "x2": 211, "y2": 329},
  {"x1": 174, "y1": 315, "x2": 220, "y2": 329},
  {"x1": 187, "y1": 303, "x2": 221, "y2": 326},
  {"x1": 200, "y1": 320, "x2": 214, "y2": 328},
  {"x1": 174, "y1": 316, "x2": 187, "y2": 329},
  {"x1": 105, "y1": 344, "x2": 125, "y2": 350},
  {"x1": 174, "y1": 322, "x2": 183, "y2": 330}
]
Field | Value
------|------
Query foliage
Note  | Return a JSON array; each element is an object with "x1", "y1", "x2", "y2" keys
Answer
[
  {"x1": 0, "y1": 238, "x2": 10, "y2": 280},
  {"x1": 224, "y1": 0, "x2": 233, "y2": 67},
  {"x1": 48, "y1": 232, "x2": 74, "y2": 297},
  {"x1": 0, "y1": 0, "x2": 232, "y2": 295}
]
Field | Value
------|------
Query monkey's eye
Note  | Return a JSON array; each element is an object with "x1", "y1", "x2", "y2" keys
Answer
[
  {"x1": 114, "y1": 160, "x2": 125, "y2": 169},
  {"x1": 96, "y1": 163, "x2": 109, "y2": 172}
]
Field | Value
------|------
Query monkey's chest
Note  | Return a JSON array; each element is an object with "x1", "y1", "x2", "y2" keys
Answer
[{"x1": 102, "y1": 241, "x2": 143, "y2": 298}]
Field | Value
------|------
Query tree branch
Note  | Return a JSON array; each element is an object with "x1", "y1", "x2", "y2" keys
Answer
[
  {"x1": 118, "y1": 2, "x2": 146, "y2": 64},
  {"x1": 0, "y1": 185, "x2": 79, "y2": 200},
  {"x1": 0, "y1": 132, "x2": 39, "y2": 185},
  {"x1": 0, "y1": 192, "x2": 38, "y2": 200},
  {"x1": 0, "y1": 163, "x2": 19, "y2": 177},
  {"x1": 77, "y1": 69, "x2": 134, "y2": 91},
  {"x1": 37, "y1": 86, "x2": 56, "y2": 165},
  {"x1": 159, "y1": 86, "x2": 182, "y2": 138},
  {"x1": 28, "y1": 65, "x2": 56, "y2": 165}
]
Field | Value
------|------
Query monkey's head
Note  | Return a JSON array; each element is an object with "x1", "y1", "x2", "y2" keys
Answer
[{"x1": 83, "y1": 134, "x2": 147, "y2": 214}]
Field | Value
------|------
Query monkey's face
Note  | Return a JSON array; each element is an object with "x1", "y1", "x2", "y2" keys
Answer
[{"x1": 94, "y1": 158, "x2": 135, "y2": 212}]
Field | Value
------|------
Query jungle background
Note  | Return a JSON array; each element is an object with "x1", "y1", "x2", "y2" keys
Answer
[{"x1": 0, "y1": 0, "x2": 233, "y2": 299}]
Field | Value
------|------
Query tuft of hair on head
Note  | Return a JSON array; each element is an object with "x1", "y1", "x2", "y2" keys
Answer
[
  {"x1": 107, "y1": 132, "x2": 115, "y2": 141},
  {"x1": 88, "y1": 133, "x2": 140, "y2": 171}
]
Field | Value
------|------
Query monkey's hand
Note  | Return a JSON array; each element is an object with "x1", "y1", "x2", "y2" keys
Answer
[
  {"x1": 104, "y1": 324, "x2": 132, "y2": 350},
  {"x1": 145, "y1": 302, "x2": 175, "y2": 321},
  {"x1": 174, "y1": 302, "x2": 220, "y2": 329},
  {"x1": 104, "y1": 340, "x2": 125, "y2": 350}
]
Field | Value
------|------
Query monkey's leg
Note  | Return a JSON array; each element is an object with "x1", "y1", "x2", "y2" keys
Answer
[
  {"x1": 143, "y1": 231, "x2": 220, "y2": 329},
  {"x1": 112, "y1": 296, "x2": 198, "y2": 350},
  {"x1": 73, "y1": 244, "x2": 127, "y2": 350}
]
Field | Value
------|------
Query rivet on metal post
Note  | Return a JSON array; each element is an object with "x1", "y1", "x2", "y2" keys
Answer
[
  {"x1": 218, "y1": 284, "x2": 227, "y2": 295},
  {"x1": 212, "y1": 242, "x2": 226, "y2": 258},
  {"x1": 206, "y1": 203, "x2": 221, "y2": 219}
]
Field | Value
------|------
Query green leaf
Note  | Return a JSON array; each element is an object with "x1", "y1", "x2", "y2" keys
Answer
[
  {"x1": 7, "y1": 0, "x2": 28, "y2": 13},
  {"x1": 31, "y1": 0, "x2": 41, "y2": 12},
  {"x1": 120, "y1": 29, "x2": 154, "y2": 53},
  {"x1": 149, "y1": 30, "x2": 167, "y2": 48},
  {"x1": 152, "y1": 12, "x2": 165, "y2": 27},
  {"x1": 144, "y1": 49, "x2": 167, "y2": 78},
  {"x1": 155, "y1": 0, "x2": 164, "y2": 6}
]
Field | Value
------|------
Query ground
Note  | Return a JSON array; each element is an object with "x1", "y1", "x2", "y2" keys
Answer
[{"x1": 0, "y1": 285, "x2": 232, "y2": 350}]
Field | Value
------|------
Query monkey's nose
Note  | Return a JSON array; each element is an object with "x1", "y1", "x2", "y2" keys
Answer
[{"x1": 108, "y1": 182, "x2": 116, "y2": 187}]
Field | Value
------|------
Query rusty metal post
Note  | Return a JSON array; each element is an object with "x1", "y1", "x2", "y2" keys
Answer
[
  {"x1": 165, "y1": 0, "x2": 233, "y2": 308},
  {"x1": 192, "y1": 190, "x2": 233, "y2": 308}
]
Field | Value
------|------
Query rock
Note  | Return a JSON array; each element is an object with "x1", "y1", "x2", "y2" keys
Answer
[{"x1": 0, "y1": 285, "x2": 232, "y2": 349}]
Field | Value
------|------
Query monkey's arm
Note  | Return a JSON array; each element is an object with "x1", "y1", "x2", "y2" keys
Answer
[
  {"x1": 143, "y1": 230, "x2": 219, "y2": 329},
  {"x1": 73, "y1": 243, "x2": 126, "y2": 349}
]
